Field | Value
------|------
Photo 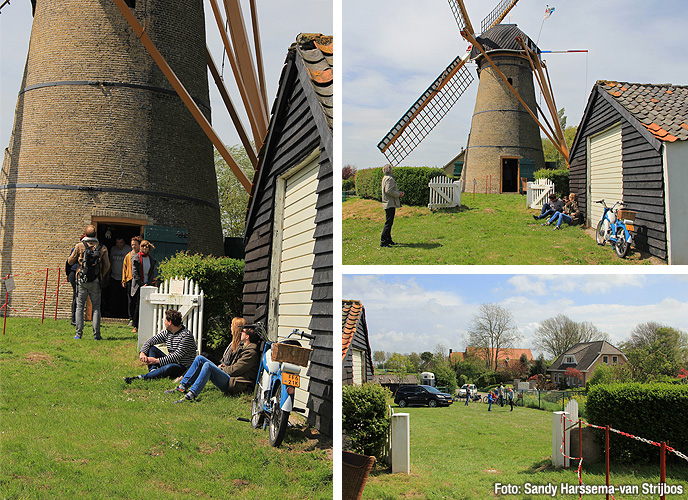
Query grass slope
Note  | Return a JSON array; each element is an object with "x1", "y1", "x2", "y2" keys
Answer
[
  {"x1": 362, "y1": 400, "x2": 688, "y2": 499},
  {"x1": 0, "y1": 319, "x2": 332, "y2": 500},
  {"x1": 343, "y1": 196, "x2": 661, "y2": 265}
]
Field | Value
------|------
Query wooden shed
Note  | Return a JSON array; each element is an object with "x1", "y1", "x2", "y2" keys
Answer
[
  {"x1": 569, "y1": 81, "x2": 688, "y2": 263},
  {"x1": 242, "y1": 34, "x2": 333, "y2": 436},
  {"x1": 342, "y1": 300, "x2": 374, "y2": 386}
]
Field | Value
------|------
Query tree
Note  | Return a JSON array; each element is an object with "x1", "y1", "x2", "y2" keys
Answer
[
  {"x1": 466, "y1": 303, "x2": 522, "y2": 371},
  {"x1": 622, "y1": 325, "x2": 688, "y2": 381},
  {"x1": 385, "y1": 352, "x2": 407, "y2": 374},
  {"x1": 406, "y1": 352, "x2": 422, "y2": 373},
  {"x1": 342, "y1": 164, "x2": 357, "y2": 180},
  {"x1": 530, "y1": 353, "x2": 549, "y2": 377},
  {"x1": 533, "y1": 314, "x2": 609, "y2": 360},
  {"x1": 372, "y1": 350, "x2": 387, "y2": 369},
  {"x1": 215, "y1": 144, "x2": 256, "y2": 237},
  {"x1": 420, "y1": 351, "x2": 433, "y2": 370},
  {"x1": 564, "y1": 367, "x2": 584, "y2": 387},
  {"x1": 541, "y1": 108, "x2": 577, "y2": 169}
]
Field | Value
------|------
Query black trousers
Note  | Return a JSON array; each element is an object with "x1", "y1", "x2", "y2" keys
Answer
[{"x1": 381, "y1": 207, "x2": 396, "y2": 245}]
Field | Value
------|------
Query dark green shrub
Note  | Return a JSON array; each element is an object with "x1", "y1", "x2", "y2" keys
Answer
[
  {"x1": 355, "y1": 166, "x2": 447, "y2": 206},
  {"x1": 158, "y1": 252, "x2": 244, "y2": 350},
  {"x1": 586, "y1": 383, "x2": 688, "y2": 463},
  {"x1": 534, "y1": 168, "x2": 570, "y2": 197},
  {"x1": 342, "y1": 178, "x2": 355, "y2": 192},
  {"x1": 342, "y1": 383, "x2": 392, "y2": 458}
]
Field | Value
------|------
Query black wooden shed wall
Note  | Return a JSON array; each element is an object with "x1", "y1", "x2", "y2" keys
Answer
[
  {"x1": 342, "y1": 306, "x2": 374, "y2": 386},
  {"x1": 569, "y1": 88, "x2": 667, "y2": 260},
  {"x1": 242, "y1": 37, "x2": 333, "y2": 436}
]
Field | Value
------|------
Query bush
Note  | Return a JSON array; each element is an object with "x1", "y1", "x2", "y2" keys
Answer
[
  {"x1": 157, "y1": 252, "x2": 244, "y2": 350},
  {"x1": 355, "y1": 166, "x2": 447, "y2": 206},
  {"x1": 534, "y1": 168, "x2": 569, "y2": 197},
  {"x1": 342, "y1": 178, "x2": 355, "y2": 192},
  {"x1": 586, "y1": 383, "x2": 688, "y2": 463},
  {"x1": 342, "y1": 383, "x2": 391, "y2": 458}
]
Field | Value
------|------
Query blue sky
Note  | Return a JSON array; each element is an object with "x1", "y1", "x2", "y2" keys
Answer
[
  {"x1": 342, "y1": 273, "x2": 688, "y2": 358},
  {"x1": 343, "y1": 0, "x2": 688, "y2": 169}
]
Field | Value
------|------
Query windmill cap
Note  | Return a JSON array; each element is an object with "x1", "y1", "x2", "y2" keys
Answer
[{"x1": 469, "y1": 24, "x2": 540, "y2": 60}]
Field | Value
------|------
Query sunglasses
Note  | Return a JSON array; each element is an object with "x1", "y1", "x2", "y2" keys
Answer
[{"x1": 141, "y1": 244, "x2": 149, "y2": 248}]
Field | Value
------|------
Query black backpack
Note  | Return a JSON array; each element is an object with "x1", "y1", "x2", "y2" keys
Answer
[{"x1": 79, "y1": 242, "x2": 102, "y2": 283}]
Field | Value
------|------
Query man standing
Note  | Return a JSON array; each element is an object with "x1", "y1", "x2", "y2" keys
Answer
[
  {"x1": 68, "y1": 225, "x2": 110, "y2": 340},
  {"x1": 380, "y1": 164, "x2": 404, "y2": 248},
  {"x1": 498, "y1": 383, "x2": 505, "y2": 407},
  {"x1": 108, "y1": 236, "x2": 131, "y2": 318},
  {"x1": 121, "y1": 236, "x2": 141, "y2": 326},
  {"x1": 124, "y1": 309, "x2": 197, "y2": 383}
]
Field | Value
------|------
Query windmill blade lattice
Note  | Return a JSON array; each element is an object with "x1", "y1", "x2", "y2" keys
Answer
[
  {"x1": 481, "y1": 0, "x2": 520, "y2": 33},
  {"x1": 447, "y1": 0, "x2": 474, "y2": 35},
  {"x1": 378, "y1": 56, "x2": 474, "y2": 166}
]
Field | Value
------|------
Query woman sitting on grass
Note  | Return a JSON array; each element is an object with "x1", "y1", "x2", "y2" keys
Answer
[{"x1": 166, "y1": 322, "x2": 260, "y2": 403}]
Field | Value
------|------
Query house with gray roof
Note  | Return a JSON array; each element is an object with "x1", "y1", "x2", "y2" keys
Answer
[
  {"x1": 547, "y1": 341, "x2": 628, "y2": 388},
  {"x1": 569, "y1": 81, "x2": 688, "y2": 263}
]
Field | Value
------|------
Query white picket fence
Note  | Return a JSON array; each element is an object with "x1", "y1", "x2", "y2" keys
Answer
[
  {"x1": 527, "y1": 178, "x2": 554, "y2": 209},
  {"x1": 428, "y1": 176, "x2": 462, "y2": 210},
  {"x1": 137, "y1": 277, "x2": 205, "y2": 353}
]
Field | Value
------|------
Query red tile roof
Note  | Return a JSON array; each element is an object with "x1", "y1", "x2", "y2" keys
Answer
[
  {"x1": 598, "y1": 80, "x2": 688, "y2": 142},
  {"x1": 342, "y1": 300, "x2": 363, "y2": 361},
  {"x1": 451, "y1": 347, "x2": 534, "y2": 365}
]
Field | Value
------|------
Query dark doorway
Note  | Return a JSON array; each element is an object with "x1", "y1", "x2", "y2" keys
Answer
[
  {"x1": 501, "y1": 158, "x2": 519, "y2": 193},
  {"x1": 96, "y1": 223, "x2": 143, "y2": 319}
]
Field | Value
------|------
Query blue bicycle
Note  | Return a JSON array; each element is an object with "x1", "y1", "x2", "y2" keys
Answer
[
  {"x1": 246, "y1": 322, "x2": 314, "y2": 447},
  {"x1": 595, "y1": 199, "x2": 635, "y2": 258}
]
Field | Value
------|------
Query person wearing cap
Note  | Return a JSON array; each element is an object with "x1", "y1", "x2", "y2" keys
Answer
[{"x1": 167, "y1": 323, "x2": 260, "y2": 403}]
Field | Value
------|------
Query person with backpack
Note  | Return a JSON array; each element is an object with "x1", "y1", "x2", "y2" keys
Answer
[{"x1": 68, "y1": 225, "x2": 110, "y2": 340}]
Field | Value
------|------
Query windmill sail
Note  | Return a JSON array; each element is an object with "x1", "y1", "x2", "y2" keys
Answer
[
  {"x1": 447, "y1": 0, "x2": 475, "y2": 35},
  {"x1": 378, "y1": 55, "x2": 473, "y2": 165},
  {"x1": 481, "y1": 0, "x2": 520, "y2": 33}
]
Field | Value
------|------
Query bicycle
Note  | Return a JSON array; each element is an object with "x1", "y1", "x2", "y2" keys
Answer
[
  {"x1": 595, "y1": 199, "x2": 635, "y2": 258},
  {"x1": 241, "y1": 322, "x2": 314, "y2": 447}
]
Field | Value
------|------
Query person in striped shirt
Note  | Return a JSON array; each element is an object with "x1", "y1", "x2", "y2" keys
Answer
[{"x1": 123, "y1": 309, "x2": 196, "y2": 383}]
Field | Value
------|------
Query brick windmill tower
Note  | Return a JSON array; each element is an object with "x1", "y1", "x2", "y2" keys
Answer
[
  {"x1": 378, "y1": 0, "x2": 569, "y2": 193},
  {"x1": 1, "y1": 1, "x2": 229, "y2": 315}
]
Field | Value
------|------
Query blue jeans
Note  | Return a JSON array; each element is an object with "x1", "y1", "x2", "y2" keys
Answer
[
  {"x1": 464, "y1": 394, "x2": 469, "y2": 406},
  {"x1": 548, "y1": 212, "x2": 572, "y2": 227},
  {"x1": 142, "y1": 345, "x2": 186, "y2": 380},
  {"x1": 535, "y1": 203, "x2": 557, "y2": 220},
  {"x1": 76, "y1": 280, "x2": 101, "y2": 338},
  {"x1": 180, "y1": 355, "x2": 231, "y2": 396}
]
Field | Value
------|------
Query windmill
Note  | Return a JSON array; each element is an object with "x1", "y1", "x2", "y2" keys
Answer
[{"x1": 377, "y1": 0, "x2": 570, "y2": 194}]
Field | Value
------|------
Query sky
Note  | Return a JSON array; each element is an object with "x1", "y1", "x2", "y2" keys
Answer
[
  {"x1": 342, "y1": 273, "x2": 688, "y2": 359},
  {"x1": 342, "y1": 0, "x2": 688, "y2": 170},
  {"x1": 0, "y1": 0, "x2": 333, "y2": 155}
]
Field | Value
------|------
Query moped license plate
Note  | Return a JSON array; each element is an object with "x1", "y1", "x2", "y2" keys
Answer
[
  {"x1": 282, "y1": 373, "x2": 300, "y2": 388},
  {"x1": 625, "y1": 224, "x2": 634, "y2": 232}
]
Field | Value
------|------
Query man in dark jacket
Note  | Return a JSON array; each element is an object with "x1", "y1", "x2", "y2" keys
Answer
[
  {"x1": 167, "y1": 324, "x2": 261, "y2": 403},
  {"x1": 533, "y1": 193, "x2": 565, "y2": 221}
]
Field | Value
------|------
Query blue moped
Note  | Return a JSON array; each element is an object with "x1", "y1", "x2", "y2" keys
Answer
[{"x1": 595, "y1": 199, "x2": 635, "y2": 258}]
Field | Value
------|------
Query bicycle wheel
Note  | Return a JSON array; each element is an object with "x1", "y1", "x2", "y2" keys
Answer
[
  {"x1": 250, "y1": 383, "x2": 264, "y2": 429},
  {"x1": 268, "y1": 382, "x2": 290, "y2": 447},
  {"x1": 596, "y1": 219, "x2": 606, "y2": 245},
  {"x1": 614, "y1": 226, "x2": 629, "y2": 258}
]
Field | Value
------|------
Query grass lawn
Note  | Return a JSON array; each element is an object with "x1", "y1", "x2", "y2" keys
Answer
[
  {"x1": 362, "y1": 400, "x2": 688, "y2": 499},
  {"x1": 342, "y1": 196, "x2": 663, "y2": 265},
  {"x1": 0, "y1": 318, "x2": 332, "y2": 500}
]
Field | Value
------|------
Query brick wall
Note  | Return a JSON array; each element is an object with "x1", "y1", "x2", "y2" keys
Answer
[{"x1": 1, "y1": 0, "x2": 223, "y2": 317}]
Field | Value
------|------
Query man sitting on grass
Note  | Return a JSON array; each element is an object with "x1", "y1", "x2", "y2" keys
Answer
[
  {"x1": 124, "y1": 309, "x2": 197, "y2": 384},
  {"x1": 533, "y1": 193, "x2": 564, "y2": 221},
  {"x1": 166, "y1": 323, "x2": 261, "y2": 403},
  {"x1": 543, "y1": 192, "x2": 582, "y2": 231}
]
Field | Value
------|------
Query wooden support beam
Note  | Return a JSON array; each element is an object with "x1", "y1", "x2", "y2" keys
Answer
[
  {"x1": 223, "y1": 0, "x2": 269, "y2": 128},
  {"x1": 208, "y1": 0, "x2": 266, "y2": 149},
  {"x1": 456, "y1": 0, "x2": 476, "y2": 37},
  {"x1": 206, "y1": 46, "x2": 258, "y2": 168},
  {"x1": 111, "y1": 0, "x2": 252, "y2": 192},
  {"x1": 249, "y1": 0, "x2": 269, "y2": 109},
  {"x1": 462, "y1": 29, "x2": 569, "y2": 162}
]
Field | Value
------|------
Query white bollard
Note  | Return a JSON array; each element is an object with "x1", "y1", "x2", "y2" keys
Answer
[
  {"x1": 137, "y1": 286, "x2": 157, "y2": 350},
  {"x1": 391, "y1": 413, "x2": 410, "y2": 474},
  {"x1": 552, "y1": 411, "x2": 569, "y2": 468}
]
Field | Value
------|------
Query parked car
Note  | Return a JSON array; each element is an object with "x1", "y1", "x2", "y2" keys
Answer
[
  {"x1": 394, "y1": 385, "x2": 453, "y2": 408},
  {"x1": 458, "y1": 384, "x2": 477, "y2": 399}
]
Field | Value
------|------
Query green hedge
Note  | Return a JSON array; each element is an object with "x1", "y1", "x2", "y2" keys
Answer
[
  {"x1": 586, "y1": 383, "x2": 688, "y2": 462},
  {"x1": 157, "y1": 252, "x2": 244, "y2": 350},
  {"x1": 355, "y1": 166, "x2": 447, "y2": 206},
  {"x1": 534, "y1": 168, "x2": 570, "y2": 197},
  {"x1": 342, "y1": 383, "x2": 391, "y2": 458}
]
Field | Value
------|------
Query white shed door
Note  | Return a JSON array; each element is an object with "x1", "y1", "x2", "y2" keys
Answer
[
  {"x1": 589, "y1": 124, "x2": 623, "y2": 228},
  {"x1": 274, "y1": 153, "x2": 320, "y2": 414}
]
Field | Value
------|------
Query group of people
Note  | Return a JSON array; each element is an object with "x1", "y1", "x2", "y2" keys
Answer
[
  {"x1": 533, "y1": 192, "x2": 583, "y2": 230},
  {"x1": 487, "y1": 383, "x2": 515, "y2": 412},
  {"x1": 124, "y1": 313, "x2": 260, "y2": 403},
  {"x1": 67, "y1": 225, "x2": 158, "y2": 339}
]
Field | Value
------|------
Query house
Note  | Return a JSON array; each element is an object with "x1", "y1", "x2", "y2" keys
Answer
[
  {"x1": 442, "y1": 148, "x2": 466, "y2": 178},
  {"x1": 371, "y1": 374, "x2": 419, "y2": 395},
  {"x1": 547, "y1": 341, "x2": 628, "y2": 388},
  {"x1": 342, "y1": 300, "x2": 374, "y2": 386},
  {"x1": 450, "y1": 347, "x2": 534, "y2": 369},
  {"x1": 569, "y1": 81, "x2": 688, "y2": 263},
  {"x1": 242, "y1": 34, "x2": 333, "y2": 437}
]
